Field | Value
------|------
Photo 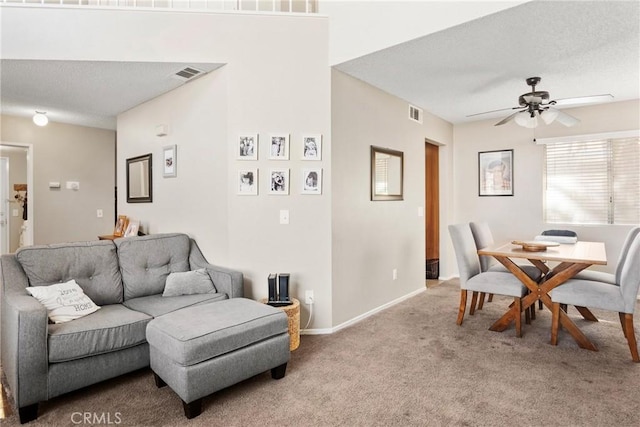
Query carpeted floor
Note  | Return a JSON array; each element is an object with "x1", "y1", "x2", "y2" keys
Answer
[{"x1": 3, "y1": 279, "x2": 640, "y2": 426}]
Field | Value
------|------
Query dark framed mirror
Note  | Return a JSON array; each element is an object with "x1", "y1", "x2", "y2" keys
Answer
[
  {"x1": 371, "y1": 146, "x2": 404, "y2": 201},
  {"x1": 126, "y1": 153, "x2": 152, "y2": 203}
]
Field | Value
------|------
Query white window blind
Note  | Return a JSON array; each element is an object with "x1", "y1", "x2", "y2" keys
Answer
[{"x1": 544, "y1": 136, "x2": 640, "y2": 225}]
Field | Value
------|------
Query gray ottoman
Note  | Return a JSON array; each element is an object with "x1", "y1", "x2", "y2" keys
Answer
[{"x1": 146, "y1": 298, "x2": 290, "y2": 418}]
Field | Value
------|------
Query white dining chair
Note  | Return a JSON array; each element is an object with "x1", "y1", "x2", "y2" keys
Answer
[
  {"x1": 550, "y1": 232, "x2": 640, "y2": 361},
  {"x1": 449, "y1": 223, "x2": 528, "y2": 337},
  {"x1": 469, "y1": 222, "x2": 543, "y2": 312},
  {"x1": 572, "y1": 227, "x2": 640, "y2": 285}
]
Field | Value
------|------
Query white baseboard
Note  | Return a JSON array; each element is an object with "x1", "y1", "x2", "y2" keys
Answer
[{"x1": 301, "y1": 286, "x2": 426, "y2": 335}]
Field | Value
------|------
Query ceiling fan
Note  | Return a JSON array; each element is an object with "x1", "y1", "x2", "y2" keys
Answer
[{"x1": 468, "y1": 77, "x2": 614, "y2": 128}]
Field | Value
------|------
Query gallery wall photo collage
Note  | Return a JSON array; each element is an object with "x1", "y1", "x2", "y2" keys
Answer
[{"x1": 236, "y1": 133, "x2": 323, "y2": 196}]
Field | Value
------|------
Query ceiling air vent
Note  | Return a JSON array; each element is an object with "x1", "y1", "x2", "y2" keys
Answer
[
  {"x1": 409, "y1": 105, "x2": 423, "y2": 124},
  {"x1": 172, "y1": 66, "x2": 205, "y2": 82}
]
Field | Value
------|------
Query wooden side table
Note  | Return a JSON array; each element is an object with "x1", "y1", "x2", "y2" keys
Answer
[
  {"x1": 260, "y1": 298, "x2": 300, "y2": 351},
  {"x1": 98, "y1": 234, "x2": 120, "y2": 240}
]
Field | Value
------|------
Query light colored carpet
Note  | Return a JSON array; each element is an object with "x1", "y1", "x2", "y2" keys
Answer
[{"x1": 3, "y1": 279, "x2": 640, "y2": 426}]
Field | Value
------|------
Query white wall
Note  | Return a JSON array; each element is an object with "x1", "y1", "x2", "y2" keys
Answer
[
  {"x1": 449, "y1": 99, "x2": 640, "y2": 276},
  {"x1": 331, "y1": 70, "x2": 453, "y2": 326},
  {"x1": 1, "y1": 115, "x2": 116, "y2": 244}
]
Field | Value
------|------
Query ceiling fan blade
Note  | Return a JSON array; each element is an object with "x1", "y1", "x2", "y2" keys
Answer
[
  {"x1": 494, "y1": 110, "x2": 522, "y2": 126},
  {"x1": 554, "y1": 109, "x2": 581, "y2": 127},
  {"x1": 551, "y1": 94, "x2": 614, "y2": 106},
  {"x1": 466, "y1": 106, "x2": 520, "y2": 118}
]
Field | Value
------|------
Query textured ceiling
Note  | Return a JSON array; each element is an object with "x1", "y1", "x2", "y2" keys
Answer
[
  {"x1": 335, "y1": 0, "x2": 640, "y2": 124},
  {"x1": 1, "y1": 60, "x2": 224, "y2": 129},
  {"x1": 1, "y1": 1, "x2": 638, "y2": 130}
]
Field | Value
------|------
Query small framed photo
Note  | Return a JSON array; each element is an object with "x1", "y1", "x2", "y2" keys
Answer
[
  {"x1": 124, "y1": 220, "x2": 140, "y2": 237},
  {"x1": 269, "y1": 169, "x2": 289, "y2": 195},
  {"x1": 238, "y1": 168, "x2": 258, "y2": 195},
  {"x1": 478, "y1": 149, "x2": 514, "y2": 196},
  {"x1": 238, "y1": 134, "x2": 258, "y2": 160},
  {"x1": 302, "y1": 134, "x2": 322, "y2": 160},
  {"x1": 162, "y1": 145, "x2": 177, "y2": 178},
  {"x1": 302, "y1": 168, "x2": 322, "y2": 195},
  {"x1": 113, "y1": 215, "x2": 129, "y2": 237},
  {"x1": 269, "y1": 134, "x2": 289, "y2": 160}
]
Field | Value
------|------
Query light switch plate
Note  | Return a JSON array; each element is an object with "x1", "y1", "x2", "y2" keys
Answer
[{"x1": 279, "y1": 210, "x2": 289, "y2": 225}]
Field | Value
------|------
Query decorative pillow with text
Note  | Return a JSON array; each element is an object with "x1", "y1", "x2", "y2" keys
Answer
[{"x1": 26, "y1": 279, "x2": 101, "y2": 323}]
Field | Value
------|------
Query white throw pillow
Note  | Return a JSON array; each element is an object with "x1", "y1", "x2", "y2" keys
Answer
[
  {"x1": 26, "y1": 279, "x2": 101, "y2": 324},
  {"x1": 163, "y1": 269, "x2": 215, "y2": 297}
]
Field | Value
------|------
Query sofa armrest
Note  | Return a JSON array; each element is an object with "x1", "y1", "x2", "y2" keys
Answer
[
  {"x1": 188, "y1": 239, "x2": 243, "y2": 298},
  {"x1": 0, "y1": 255, "x2": 49, "y2": 409},
  {"x1": 202, "y1": 264, "x2": 243, "y2": 298}
]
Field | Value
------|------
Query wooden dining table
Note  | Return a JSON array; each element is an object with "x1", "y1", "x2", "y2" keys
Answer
[{"x1": 478, "y1": 240, "x2": 607, "y2": 350}]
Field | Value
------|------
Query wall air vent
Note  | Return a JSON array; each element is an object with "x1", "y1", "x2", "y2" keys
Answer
[
  {"x1": 171, "y1": 66, "x2": 205, "y2": 82},
  {"x1": 409, "y1": 105, "x2": 423, "y2": 124}
]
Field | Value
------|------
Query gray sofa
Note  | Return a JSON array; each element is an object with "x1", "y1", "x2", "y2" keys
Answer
[{"x1": 0, "y1": 233, "x2": 243, "y2": 424}]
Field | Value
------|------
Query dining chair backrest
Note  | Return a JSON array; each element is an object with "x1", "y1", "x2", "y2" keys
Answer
[
  {"x1": 615, "y1": 227, "x2": 640, "y2": 284},
  {"x1": 469, "y1": 222, "x2": 495, "y2": 272},
  {"x1": 619, "y1": 233, "x2": 640, "y2": 313},
  {"x1": 448, "y1": 223, "x2": 481, "y2": 287}
]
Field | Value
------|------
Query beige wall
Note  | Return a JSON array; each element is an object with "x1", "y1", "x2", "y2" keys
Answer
[
  {"x1": 1, "y1": 115, "x2": 116, "y2": 244},
  {"x1": 331, "y1": 70, "x2": 453, "y2": 327},
  {"x1": 450, "y1": 99, "x2": 640, "y2": 276},
  {"x1": 109, "y1": 10, "x2": 332, "y2": 328}
]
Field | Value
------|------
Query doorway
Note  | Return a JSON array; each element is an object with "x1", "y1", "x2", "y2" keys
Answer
[
  {"x1": 425, "y1": 141, "x2": 439, "y2": 279},
  {"x1": 0, "y1": 143, "x2": 34, "y2": 254}
]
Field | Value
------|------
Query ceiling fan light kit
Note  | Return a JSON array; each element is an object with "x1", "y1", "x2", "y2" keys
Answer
[{"x1": 468, "y1": 77, "x2": 613, "y2": 129}]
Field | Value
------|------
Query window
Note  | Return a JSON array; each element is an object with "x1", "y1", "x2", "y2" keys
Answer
[{"x1": 543, "y1": 134, "x2": 640, "y2": 225}]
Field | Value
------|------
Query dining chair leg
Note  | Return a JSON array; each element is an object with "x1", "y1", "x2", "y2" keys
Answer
[
  {"x1": 538, "y1": 300, "x2": 543, "y2": 311},
  {"x1": 525, "y1": 303, "x2": 531, "y2": 325},
  {"x1": 621, "y1": 313, "x2": 639, "y2": 362},
  {"x1": 470, "y1": 292, "x2": 479, "y2": 316},
  {"x1": 619, "y1": 312, "x2": 628, "y2": 335},
  {"x1": 488, "y1": 294, "x2": 494, "y2": 302},
  {"x1": 457, "y1": 290, "x2": 467, "y2": 326},
  {"x1": 550, "y1": 302, "x2": 560, "y2": 345},
  {"x1": 477, "y1": 292, "x2": 486, "y2": 310},
  {"x1": 514, "y1": 298, "x2": 522, "y2": 338}
]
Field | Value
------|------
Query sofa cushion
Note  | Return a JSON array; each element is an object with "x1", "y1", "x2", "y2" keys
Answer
[
  {"x1": 26, "y1": 279, "x2": 101, "y2": 324},
  {"x1": 162, "y1": 269, "x2": 216, "y2": 297},
  {"x1": 115, "y1": 234, "x2": 191, "y2": 300},
  {"x1": 16, "y1": 240, "x2": 123, "y2": 305},
  {"x1": 48, "y1": 304, "x2": 152, "y2": 363},
  {"x1": 146, "y1": 298, "x2": 288, "y2": 366},
  {"x1": 123, "y1": 292, "x2": 227, "y2": 318}
]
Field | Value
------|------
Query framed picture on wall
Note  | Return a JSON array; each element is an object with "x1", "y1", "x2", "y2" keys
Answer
[
  {"x1": 238, "y1": 134, "x2": 258, "y2": 160},
  {"x1": 162, "y1": 145, "x2": 177, "y2": 178},
  {"x1": 269, "y1": 134, "x2": 289, "y2": 160},
  {"x1": 301, "y1": 168, "x2": 322, "y2": 195},
  {"x1": 269, "y1": 169, "x2": 289, "y2": 195},
  {"x1": 478, "y1": 149, "x2": 514, "y2": 196},
  {"x1": 237, "y1": 168, "x2": 258, "y2": 196},
  {"x1": 302, "y1": 134, "x2": 322, "y2": 160}
]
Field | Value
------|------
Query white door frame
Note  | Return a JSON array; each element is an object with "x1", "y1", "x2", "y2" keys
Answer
[
  {"x1": 1, "y1": 157, "x2": 9, "y2": 253},
  {"x1": 0, "y1": 142, "x2": 34, "y2": 248}
]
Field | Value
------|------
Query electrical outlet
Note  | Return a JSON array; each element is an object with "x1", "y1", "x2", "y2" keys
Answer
[
  {"x1": 392, "y1": 269, "x2": 398, "y2": 280},
  {"x1": 305, "y1": 290, "x2": 314, "y2": 305},
  {"x1": 97, "y1": 209, "x2": 103, "y2": 218}
]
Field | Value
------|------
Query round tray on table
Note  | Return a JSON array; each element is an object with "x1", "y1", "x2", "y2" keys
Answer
[{"x1": 511, "y1": 240, "x2": 560, "y2": 252}]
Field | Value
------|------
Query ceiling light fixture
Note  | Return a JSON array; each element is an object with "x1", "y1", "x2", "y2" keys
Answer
[{"x1": 33, "y1": 111, "x2": 48, "y2": 127}]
